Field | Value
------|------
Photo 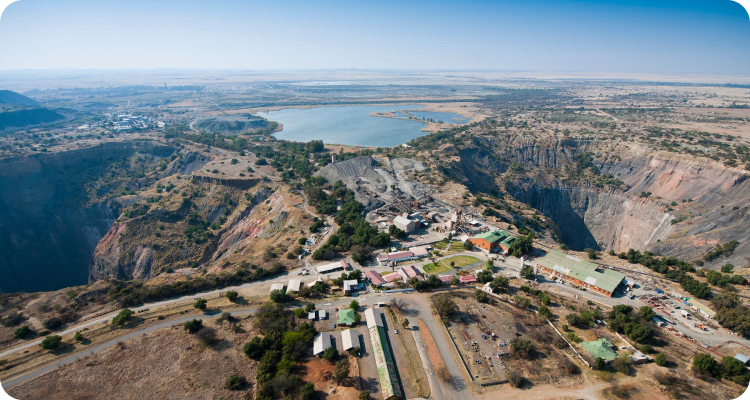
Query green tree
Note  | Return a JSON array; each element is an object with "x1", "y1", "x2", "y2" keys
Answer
[
  {"x1": 13, "y1": 326, "x2": 31, "y2": 339},
  {"x1": 225, "y1": 291, "x2": 239, "y2": 302},
  {"x1": 322, "y1": 347, "x2": 338, "y2": 362},
  {"x1": 40, "y1": 335, "x2": 62, "y2": 350},
  {"x1": 509, "y1": 235, "x2": 533, "y2": 257},
  {"x1": 243, "y1": 337, "x2": 264, "y2": 359},
  {"x1": 538, "y1": 305, "x2": 552, "y2": 319},
  {"x1": 476, "y1": 290, "x2": 489, "y2": 303},
  {"x1": 300, "y1": 382, "x2": 316, "y2": 400},
  {"x1": 270, "y1": 289, "x2": 291, "y2": 303},
  {"x1": 721, "y1": 264, "x2": 734, "y2": 273},
  {"x1": 359, "y1": 391, "x2": 371, "y2": 400},
  {"x1": 112, "y1": 309, "x2": 133, "y2": 326},
  {"x1": 520, "y1": 265, "x2": 535, "y2": 280},
  {"x1": 334, "y1": 358, "x2": 350, "y2": 383},
  {"x1": 349, "y1": 300, "x2": 359, "y2": 310},
  {"x1": 593, "y1": 357, "x2": 605, "y2": 370},
  {"x1": 433, "y1": 294, "x2": 459, "y2": 319},
  {"x1": 611, "y1": 357, "x2": 631, "y2": 374},
  {"x1": 226, "y1": 374, "x2": 246, "y2": 390},
  {"x1": 654, "y1": 353, "x2": 667, "y2": 367},
  {"x1": 693, "y1": 353, "x2": 720, "y2": 377},
  {"x1": 74, "y1": 331, "x2": 84, "y2": 342},
  {"x1": 193, "y1": 298, "x2": 207, "y2": 310},
  {"x1": 184, "y1": 319, "x2": 203, "y2": 333},
  {"x1": 476, "y1": 269, "x2": 494, "y2": 283}
]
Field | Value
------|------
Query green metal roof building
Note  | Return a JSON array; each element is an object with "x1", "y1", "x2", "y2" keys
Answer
[
  {"x1": 535, "y1": 250, "x2": 624, "y2": 297},
  {"x1": 469, "y1": 230, "x2": 511, "y2": 253},
  {"x1": 580, "y1": 338, "x2": 618, "y2": 361},
  {"x1": 337, "y1": 309, "x2": 357, "y2": 326}
]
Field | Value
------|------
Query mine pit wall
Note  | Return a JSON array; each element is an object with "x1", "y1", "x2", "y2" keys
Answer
[
  {"x1": 507, "y1": 181, "x2": 669, "y2": 252},
  {"x1": 498, "y1": 139, "x2": 750, "y2": 265},
  {"x1": 0, "y1": 142, "x2": 174, "y2": 293}
]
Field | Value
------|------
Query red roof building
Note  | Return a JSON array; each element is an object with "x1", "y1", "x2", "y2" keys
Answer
[{"x1": 459, "y1": 275, "x2": 478, "y2": 284}]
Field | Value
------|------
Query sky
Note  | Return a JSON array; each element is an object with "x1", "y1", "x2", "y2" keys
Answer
[{"x1": 0, "y1": 0, "x2": 748, "y2": 74}]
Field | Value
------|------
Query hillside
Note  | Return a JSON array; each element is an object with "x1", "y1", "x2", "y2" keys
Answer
[
  {"x1": 0, "y1": 90, "x2": 38, "y2": 106},
  {"x1": 0, "y1": 108, "x2": 65, "y2": 131}
]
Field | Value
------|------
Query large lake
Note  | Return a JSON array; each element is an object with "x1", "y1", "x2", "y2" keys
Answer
[{"x1": 258, "y1": 105, "x2": 428, "y2": 147}]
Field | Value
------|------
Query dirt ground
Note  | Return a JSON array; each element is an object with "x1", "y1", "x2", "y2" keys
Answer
[
  {"x1": 300, "y1": 357, "x2": 360, "y2": 400},
  {"x1": 7, "y1": 320, "x2": 257, "y2": 400}
]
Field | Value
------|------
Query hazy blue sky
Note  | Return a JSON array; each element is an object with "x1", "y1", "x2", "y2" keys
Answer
[{"x1": 0, "y1": 0, "x2": 748, "y2": 74}]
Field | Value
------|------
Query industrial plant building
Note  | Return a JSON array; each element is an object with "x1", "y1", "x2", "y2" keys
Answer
[{"x1": 535, "y1": 250, "x2": 625, "y2": 297}]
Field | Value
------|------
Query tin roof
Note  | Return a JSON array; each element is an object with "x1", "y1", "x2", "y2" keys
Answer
[
  {"x1": 580, "y1": 338, "x2": 618, "y2": 361},
  {"x1": 470, "y1": 230, "x2": 510, "y2": 244},
  {"x1": 536, "y1": 250, "x2": 624, "y2": 294}
]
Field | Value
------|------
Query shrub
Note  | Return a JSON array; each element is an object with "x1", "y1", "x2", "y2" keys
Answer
[
  {"x1": 193, "y1": 298, "x2": 207, "y2": 310},
  {"x1": 639, "y1": 344, "x2": 652, "y2": 354},
  {"x1": 13, "y1": 326, "x2": 32, "y2": 339},
  {"x1": 538, "y1": 305, "x2": 552, "y2": 319},
  {"x1": 692, "y1": 353, "x2": 719, "y2": 377},
  {"x1": 654, "y1": 353, "x2": 667, "y2": 366},
  {"x1": 43, "y1": 317, "x2": 63, "y2": 330},
  {"x1": 225, "y1": 291, "x2": 239, "y2": 302},
  {"x1": 593, "y1": 357, "x2": 605, "y2": 370},
  {"x1": 611, "y1": 357, "x2": 631, "y2": 374},
  {"x1": 322, "y1": 347, "x2": 338, "y2": 362},
  {"x1": 226, "y1": 374, "x2": 246, "y2": 390},
  {"x1": 112, "y1": 309, "x2": 133, "y2": 326},
  {"x1": 243, "y1": 337, "x2": 264, "y2": 359},
  {"x1": 40, "y1": 335, "x2": 62, "y2": 350},
  {"x1": 511, "y1": 339, "x2": 535, "y2": 359},
  {"x1": 74, "y1": 331, "x2": 84, "y2": 342},
  {"x1": 359, "y1": 391, "x2": 371, "y2": 400},
  {"x1": 270, "y1": 289, "x2": 291, "y2": 303},
  {"x1": 507, "y1": 370, "x2": 524, "y2": 388},
  {"x1": 184, "y1": 319, "x2": 203, "y2": 333},
  {"x1": 2, "y1": 312, "x2": 25, "y2": 327},
  {"x1": 334, "y1": 359, "x2": 350, "y2": 383},
  {"x1": 300, "y1": 382, "x2": 316, "y2": 400},
  {"x1": 476, "y1": 290, "x2": 490, "y2": 303}
]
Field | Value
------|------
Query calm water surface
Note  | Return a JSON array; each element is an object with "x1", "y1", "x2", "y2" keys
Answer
[{"x1": 258, "y1": 105, "x2": 428, "y2": 147}]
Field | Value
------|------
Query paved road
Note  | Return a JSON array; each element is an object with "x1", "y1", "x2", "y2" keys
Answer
[
  {"x1": 401, "y1": 295, "x2": 476, "y2": 400},
  {"x1": 1, "y1": 294, "x2": 369, "y2": 391},
  {"x1": 410, "y1": 323, "x2": 445, "y2": 400}
]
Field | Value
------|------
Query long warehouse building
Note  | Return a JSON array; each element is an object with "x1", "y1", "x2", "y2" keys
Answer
[
  {"x1": 365, "y1": 307, "x2": 403, "y2": 400},
  {"x1": 535, "y1": 250, "x2": 625, "y2": 297}
]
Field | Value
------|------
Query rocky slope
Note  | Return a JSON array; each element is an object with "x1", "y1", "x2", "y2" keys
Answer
[
  {"x1": 453, "y1": 136, "x2": 750, "y2": 268},
  {"x1": 0, "y1": 142, "x2": 176, "y2": 293}
]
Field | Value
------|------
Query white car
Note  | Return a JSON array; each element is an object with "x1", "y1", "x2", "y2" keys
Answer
[{"x1": 394, "y1": 329, "x2": 398, "y2": 334}]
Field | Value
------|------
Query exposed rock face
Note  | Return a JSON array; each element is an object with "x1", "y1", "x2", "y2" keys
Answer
[
  {"x1": 0, "y1": 142, "x2": 174, "y2": 293},
  {"x1": 465, "y1": 137, "x2": 750, "y2": 268},
  {"x1": 313, "y1": 156, "x2": 431, "y2": 209}
]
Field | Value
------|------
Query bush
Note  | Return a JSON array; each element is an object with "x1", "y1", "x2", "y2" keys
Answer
[
  {"x1": 359, "y1": 391, "x2": 371, "y2": 400},
  {"x1": 692, "y1": 353, "x2": 719, "y2": 377},
  {"x1": 507, "y1": 370, "x2": 524, "y2": 388},
  {"x1": 639, "y1": 344, "x2": 652, "y2": 354},
  {"x1": 243, "y1": 337, "x2": 264, "y2": 359},
  {"x1": 225, "y1": 291, "x2": 239, "y2": 302},
  {"x1": 322, "y1": 347, "x2": 338, "y2": 362},
  {"x1": 300, "y1": 382, "x2": 316, "y2": 400},
  {"x1": 2, "y1": 312, "x2": 25, "y2": 327},
  {"x1": 270, "y1": 289, "x2": 291, "y2": 303},
  {"x1": 433, "y1": 294, "x2": 459, "y2": 319},
  {"x1": 193, "y1": 298, "x2": 207, "y2": 310},
  {"x1": 538, "y1": 305, "x2": 552, "y2": 319},
  {"x1": 184, "y1": 319, "x2": 203, "y2": 333},
  {"x1": 226, "y1": 374, "x2": 246, "y2": 390},
  {"x1": 511, "y1": 339, "x2": 535, "y2": 359},
  {"x1": 40, "y1": 335, "x2": 62, "y2": 350},
  {"x1": 476, "y1": 290, "x2": 490, "y2": 303},
  {"x1": 611, "y1": 357, "x2": 631, "y2": 374},
  {"x1": 13, "y1": 326, "x2": 32, "y2": 339},
  {"x1": 334, "y1": 358, "x2": 350, "y2": 383},
  {"x1": 654, "y1": 353, "x2": 667, "y2": 366},
  {"x1": 112, "y1": 309, "x2": 133, "y2": 326},
  {"x1": 593, "y1": 357, "x2": 605, "y2": 370},
  {"x1": 43, "y1": 317, "x2": 63, "y2": 330},
  {"x1": 74, "y1": 331, "x2": 84, "y2": 342}
]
